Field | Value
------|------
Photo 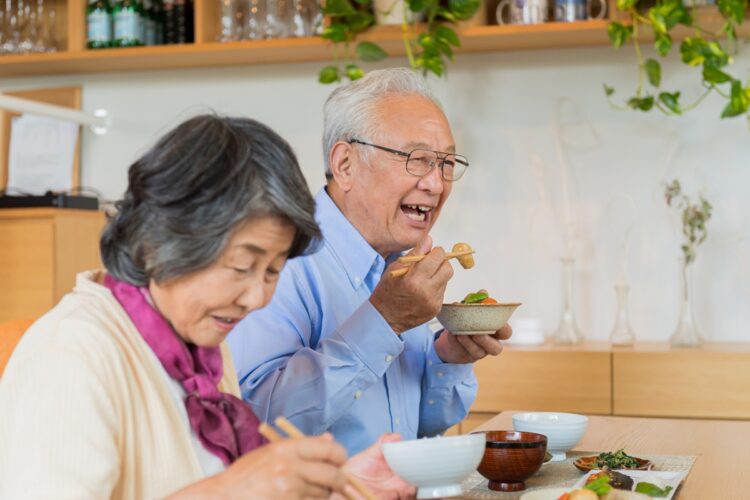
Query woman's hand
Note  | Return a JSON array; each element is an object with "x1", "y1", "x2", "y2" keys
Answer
[
  {"x1": 172, "y1": 433, "x2": 349, "y2": 500},
  {"x1": 338, "y1": 433, "x2": 416, "y2": 500}
]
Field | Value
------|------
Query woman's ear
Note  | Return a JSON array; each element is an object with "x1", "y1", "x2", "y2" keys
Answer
[{"x1": 328, "y1": 141, "x2": 355, "y2": 192}]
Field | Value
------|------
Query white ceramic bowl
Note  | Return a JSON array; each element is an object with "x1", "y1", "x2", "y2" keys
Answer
[
  {"x1": 382, "y1": 433, "x2": 486, "y2": 499},
  {"x1": 436, "y1": 303, "x2": 521, "y2": 335},
  {"x1": 512, "y1": 412, "x2": 588, "y2": 462}
]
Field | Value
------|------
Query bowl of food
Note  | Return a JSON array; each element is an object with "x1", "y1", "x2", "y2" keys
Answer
[
  {"x1": 382, "y1": 433, "x2": 485, "y2": 499},
  {"x1": 474, "y1": 430, "x2": 547, "y2": 492},
  {"x1": 512, "y1": 412, "x2": 588, "y2": 461},
  {"x1": 437, "y1": 290, "x2": 522, "y2": 335}
]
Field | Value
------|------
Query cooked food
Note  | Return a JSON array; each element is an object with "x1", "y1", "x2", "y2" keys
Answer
[
  {"x1": 591, "y1": 449, "x2": 641, "y2": 469},
  {"x1": 587, "y1": 467, "x2": 634, "y2": 491},
  {"x1": 460, "y1": 289, "x2": 499, "y2": 304},
  {"x1": 558, "y1": 475, "x2": 611, "y2": 500},
  {"x1": 634, "y1": 482, "x2": 673, "y2": 497}
]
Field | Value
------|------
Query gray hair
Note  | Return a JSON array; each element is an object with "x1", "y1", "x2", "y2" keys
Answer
[
  {"x1": 322, "y1": 67, "x2": 442, "y2": 179},
  {"x1": 101, "y1": 114, "x2": 321, "y2": 286}
]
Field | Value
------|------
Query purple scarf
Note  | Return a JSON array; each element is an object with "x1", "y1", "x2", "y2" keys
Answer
[{"x1": 104, "y1": 275, "x2": 266, "y2": 465}]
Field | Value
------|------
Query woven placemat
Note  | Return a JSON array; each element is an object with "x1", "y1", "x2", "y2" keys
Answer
[{"x1": 456, "y1": 451, "x2": 697, "y2": 499}]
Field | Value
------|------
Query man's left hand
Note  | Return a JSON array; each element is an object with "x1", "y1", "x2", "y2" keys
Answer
[{"x1": 434, "y1": 324, "x2": 512, "y2": 364}]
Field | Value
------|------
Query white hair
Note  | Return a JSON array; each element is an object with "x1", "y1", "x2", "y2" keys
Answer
[{"x1": 322, "y1": 67, "x2": 442, "y2": 179}]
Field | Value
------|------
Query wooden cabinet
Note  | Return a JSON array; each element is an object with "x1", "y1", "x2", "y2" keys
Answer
[
  {"x1": 459, "y1": 341, "x2": 750, "y2": 432},
  {"x1": 613, "y1": 343, "x2": 750, "y2": 420},
  {"x1": 0, "y1": 208, "x2": 106, "y2": 321}
]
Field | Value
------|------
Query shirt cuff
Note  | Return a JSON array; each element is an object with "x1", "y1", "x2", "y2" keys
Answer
[
  {"x1": 425, "y1": 341, "x2": 474, "y2": 388},
  {"x1": 334, "y1": 299, "x2": 404, "y2": 377}
]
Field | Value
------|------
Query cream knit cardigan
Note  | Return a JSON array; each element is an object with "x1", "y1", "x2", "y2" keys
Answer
[{"x1": 0, "y1": 270, "x2": 242, "y2": 499}]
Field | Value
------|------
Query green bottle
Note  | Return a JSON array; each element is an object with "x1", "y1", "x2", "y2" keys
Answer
[
  {"x1": 113, "y1": 0, "x2": 143, "y2": 46},
  {"x1": 86, "y1": 0, "x2": 112, "y2": 49}
]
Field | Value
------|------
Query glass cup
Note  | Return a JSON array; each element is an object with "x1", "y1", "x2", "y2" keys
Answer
[
  {"x1": 496, "y1": 0, "x2": 548, "y2": 25},
  {"x1": 555, "y1": 0, "x2": 607, "y2": 22}
]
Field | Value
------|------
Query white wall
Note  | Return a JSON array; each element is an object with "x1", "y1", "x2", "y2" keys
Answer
[{"x1": 2, "y1": 45, "x2": 749, "y2": 342}]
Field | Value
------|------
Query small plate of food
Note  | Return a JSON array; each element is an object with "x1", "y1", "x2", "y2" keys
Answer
[
  {"x1": 437, "y1": 289, "x2": 522, "y2": 335},
  {"x1": 574, "y1": 449, "x2": 653, "y2": 472},
  {"x1": 571, "y1": 468, "x2": 686, "y2": 499}
]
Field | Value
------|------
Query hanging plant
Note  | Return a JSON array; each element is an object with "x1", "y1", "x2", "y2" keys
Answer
[
  {"x1": 318, "y1": 0, "x2": 481, "y2": 84},
  {"x1": 604, "y1": 0, "x2": 750, "y2": 123}
]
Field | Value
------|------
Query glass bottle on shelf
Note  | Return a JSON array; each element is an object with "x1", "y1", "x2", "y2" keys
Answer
[
  {"x1": 113, "y1": 0, "x2": 143, "y2": 46},
  {"x1": 609, "y1": 283, "x2": 635, "y2": 346},
  {"x1": 87, "y1": 0, "x2": 113, "y2": 48},
  {"x1": 669, "y1": 259, "x2": 701, "y2": 347},
  {"x1": 551, "y1": 255, "x2": 584, "y2": 345}
]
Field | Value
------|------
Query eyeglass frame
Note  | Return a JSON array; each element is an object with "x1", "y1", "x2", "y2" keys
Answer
[{"x1": 348, "y1": 139, "x2": 469, "y2": 181}]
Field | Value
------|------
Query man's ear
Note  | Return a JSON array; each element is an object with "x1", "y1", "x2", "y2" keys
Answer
[{"x1": 328, "y1": 141, "x2": 355, "y2": 192}]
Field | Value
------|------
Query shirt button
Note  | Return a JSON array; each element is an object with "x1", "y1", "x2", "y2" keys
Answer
[
  {"x1": 436, "y1": 371, "x2": 444, "y2": 378},
  {"x1": 354, "y1": 390, "x2": 362, "y2": 399},
  {"x1": 427, "y1": 360, "x2": 433, "y2": 366},
  {"x1": 385, "y1": 354, "x2": 393, "y2": 363},
  {"x1": 428, "y1": 400, "x2": 435, "y2": 405},
  {"x1": 394, "y1": 417, "x2": 400, "y2": 426},
  {"x1": 354, "y1": 277, "x2": 361, "y2": 285}
]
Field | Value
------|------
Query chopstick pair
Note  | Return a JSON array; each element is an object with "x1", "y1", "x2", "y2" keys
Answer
[
  {"x1": 389, "y1": 248, "x2": 476, "y2": 278},
  {"x1": 258, "y1": 417, "x2": 378, "y2": 500}
]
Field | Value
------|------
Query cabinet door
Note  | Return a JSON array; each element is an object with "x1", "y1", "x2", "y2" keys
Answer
[
  {"x1": 0, "y1": 218, "x2": 55, "y2": 321},
  {"x1": 472, "y1": 349, "x2": 612, "y2": 415}
]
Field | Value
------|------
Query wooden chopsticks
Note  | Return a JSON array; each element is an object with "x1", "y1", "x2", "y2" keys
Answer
[
  {"x1": 389, "y1": 249, "x2": 475, "y2": 278},
  {"x1": 258, "y1": 417, "x2": 378, "y2": 500}
]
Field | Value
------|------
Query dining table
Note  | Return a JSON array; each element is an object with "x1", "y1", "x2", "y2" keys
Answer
[{"x1": 465, "y1": 410, "x2": 750, "y2": 498}]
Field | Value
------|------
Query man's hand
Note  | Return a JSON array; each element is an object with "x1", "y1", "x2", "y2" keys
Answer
[
  {"x1": 434, "y1": 323, "x2": 513, "y2": 364},
  {"x1": 370, "y1": 236, "x2": 453, "y2": 335},
  {"x1": 338, "y1": 433, "x2": 416, "y2": 500}
]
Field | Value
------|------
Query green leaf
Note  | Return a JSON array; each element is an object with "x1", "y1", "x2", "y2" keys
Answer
[
  {"x1": 680, "y1": 37, "x2": 729, "y2": 68},
  {"x1": 649, "y1": 9, "x2": 668, "y2": 34},
  {"x1": 322, "y1": 0, "x2": 357, "y2": 16},
  {"x1": 722, "y1": 80, "x2": 750, "y2": 118},
  {"x1": 659, "y1": 91, "x2": 682, "y2": 114},
  {"x1": 321, "y1": 23, "x2": 348, "y2": 43},
  {"x1": 603, "y1": 83, "x2": 615, "y2": 96},
  {"x1": 616, "y1": 0, "x2": 638, "y2": 10},
  {"x1": 408, "y1": 0, "x2": 429, "y2": 12},
  {"x1": 645, "y1": 58, "x2": 661, "y2": 87},
  {"x1": 635, "y1": 482, "x2": 674, "y2": 497},
  {"x1": 654, "y1": 33, "x2": 673, "y2": 56},
  {"x1": 608, "y1": 22, "x2": 632, "y2": 49},
  {"x1": 356, "y1": 41, "x2": 387, "y2": 62},
  {"x1": 718, "y1": 0, "x2": 745, "y2": 24},
  {"x1": 348, "y1": 11, "x2": 375, "y2": 32},
  {"x1": 462, "y1": 291, "x2": 489, "y2": 304},
  {"x1": 345, "y1": 63, "x2": 365, "y2": 81},
  {"x1": 703, "y1": 66, "x2": 732, "y2": 84},
  {"x1": 318, "y1": 66, "x2": 340, "y2": 84},
  {"x1": 435, "y1": 26, "x2": 461, "y2": 47},
  {"x1": 627, "y1": 96, "x2": 655, "y2": 111},
  {"x1": 448, "y1": 0, "x2": 481, "y2": 20},
  {"x1": 422, "y1": 55, "x2": 446, "y2": 76}
]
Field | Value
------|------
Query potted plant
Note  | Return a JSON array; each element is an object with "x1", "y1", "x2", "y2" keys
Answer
[
  {"x1": 664, "y1": 179, "x2": 712, "y2": 347},
  {"x1": 318, "y1": 0, "x2": 482, "y2": 83},
  {"x1": 604, "y1": 0, "x2": 750, "y2": 123}
]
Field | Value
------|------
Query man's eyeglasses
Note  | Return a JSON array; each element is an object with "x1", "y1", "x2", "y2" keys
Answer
[{"x1": 349, "y1": 139, "x2": 469, "y2": 182}]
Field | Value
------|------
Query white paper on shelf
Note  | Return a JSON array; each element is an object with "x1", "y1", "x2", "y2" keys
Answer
[{"x1": 6, "y1": 113, "x2": 79, "y2": 195}]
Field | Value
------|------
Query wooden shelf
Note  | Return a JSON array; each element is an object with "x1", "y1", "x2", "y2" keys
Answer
[{"x1": 0, "y1": 21, "x2": 612, "y2": 78}]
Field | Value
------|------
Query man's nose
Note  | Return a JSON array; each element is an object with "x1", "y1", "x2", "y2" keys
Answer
[{"x1": 417, "y1": 162, "x2": 445, "y2": 193}]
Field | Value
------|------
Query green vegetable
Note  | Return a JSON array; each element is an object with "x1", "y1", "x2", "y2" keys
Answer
[
  {"x1": 462, "y1": 291, "x2": 488, "y2": 304},
  {"x1": 635, "y1": 482, "x2": 674, "y2": 497},
  {"x1": 584, "y1": 475, "x2": 612, "y2": 495},
  {"x1": 592, "y1": 449, "x2": 640, "y2": 469}
]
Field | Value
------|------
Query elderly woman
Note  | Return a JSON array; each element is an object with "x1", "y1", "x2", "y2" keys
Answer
[{"x1": 0, "y1": 115, "x2": 413, "y2": 499}]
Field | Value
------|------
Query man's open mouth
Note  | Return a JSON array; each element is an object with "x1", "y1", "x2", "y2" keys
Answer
[{"x1": 401, "y1": 204, "x2": 433, "y2": 222}]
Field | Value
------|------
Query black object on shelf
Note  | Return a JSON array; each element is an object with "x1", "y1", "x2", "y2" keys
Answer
[{"x1": 0, "y1": 192, "x2": 99, "y2": 210}]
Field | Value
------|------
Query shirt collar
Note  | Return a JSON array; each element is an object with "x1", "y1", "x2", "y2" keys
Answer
[{"x1": 315, "y1": 188, "x2": 384, "y2": 290}]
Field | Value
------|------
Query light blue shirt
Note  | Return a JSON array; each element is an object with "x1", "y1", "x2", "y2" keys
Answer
[{"x1": 228, "y1": 188, "x2": 477, "y2": 455}]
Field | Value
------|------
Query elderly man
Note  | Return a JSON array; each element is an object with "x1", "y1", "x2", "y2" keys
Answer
[{"x1": 228, "y1": 68, "x2": 511, "y2": 454}]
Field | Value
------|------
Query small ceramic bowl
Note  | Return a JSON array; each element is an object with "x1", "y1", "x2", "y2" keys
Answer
[
  {"x1": 436, "y1": 302, "x2": 521, "y2": 335},
  {"x1": 382, "y1": 433, "x2": 485, "y2": 499},
  {"x1": 512, "y1": 412, "x2": 588, "y2": 462},
  {"x1": 475, "y1": 430, "x2": 548, "y2": 492}
]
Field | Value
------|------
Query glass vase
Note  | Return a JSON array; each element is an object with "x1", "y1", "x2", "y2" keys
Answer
[
  {"x1": 670, "y1": 261, "x2": 701, "y2": 347},
  {"x1": 609, "y1": 283, "x2": 635, "y2": 346},
  {"x1": 552, "y1": 256, "x2": 584, "y2": 345}
]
